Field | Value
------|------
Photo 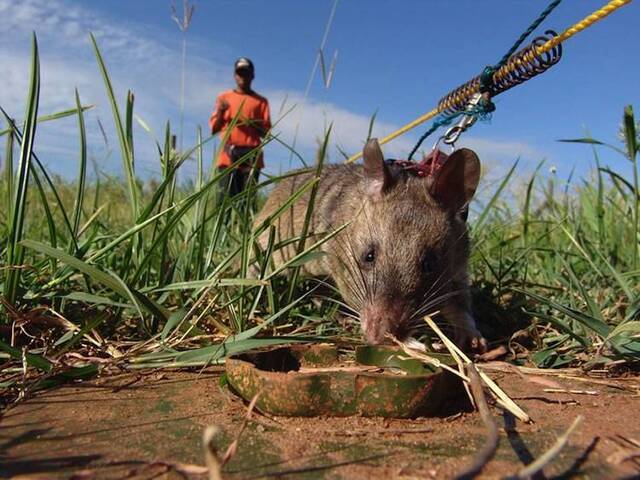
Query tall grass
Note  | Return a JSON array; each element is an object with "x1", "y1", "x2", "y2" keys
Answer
[
  {"x1": 0, "y1": 34, "x2": 638, "y2": 396},
  {"x1": 0, "y1": 35, "x2": 339, "y2": 383},
  {"x1": 471, "y1": 115, "x2": 640, "y2": 367}
]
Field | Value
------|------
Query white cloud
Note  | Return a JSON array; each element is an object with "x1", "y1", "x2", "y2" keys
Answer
[{"x1": 0, "y1": 0, "x2": 544, "y2": 181}]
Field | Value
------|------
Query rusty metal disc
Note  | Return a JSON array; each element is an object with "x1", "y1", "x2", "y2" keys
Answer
[{"x1": 225, "y1": 344, "x2": 462, "y2": 418}]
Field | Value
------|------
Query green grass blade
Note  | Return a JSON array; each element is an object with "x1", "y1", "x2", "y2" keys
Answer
[
  {"x1": 1, "y1": 112, "x2": 79, "y2": 250},
  {"x1": 41, "y1": 205, "x2": 176, "y2": 291},
  {"x1": 64, "y1": 292, "x2": 135, "y2": 309},
  {"x1": 70, "y1": 88, "x2": 87, "y2": 248},
  {"x1": 524, "y1": 310, "x2": 590, "y2": 347},
  {"x1": 0, "y1": 338, "x2": 52, "y2": 372},
  {"x1": 148, "y1": 278, "x2": 266, "y2": 292},
  {"x1": 21, "y1": 239, "x2": 164, "y2": 320},
  {"x1": 557, "y1": 137, "x2": 627, "y2": 157},
  {"x1": 560, "y1": 257, "x2": 606, "y2": 324},
  {"x1": 264, "y1": 222, "x2": 349, "y2": 280},
  {"x1": 286, "y1": 126, "x2": 329, "y2": 303},
  {"x1": 3, "y1": 125, "x2": 14, "y2": 234},
  {"x1": 0, "y1": 104, "x2": 94, "y2": 137},
  {"x1": 90, "y1": 33, "x2": 139, "y2": 220},
  {"x1": 28, "y1": 166, "x2": 57, "y2": 252},
  {"x1": 512, "y1": 287, "x2": 611, "y2": 339},
  {"x1": 623, "y1": 106, "x2": 639, "y2": 269},
  {"x1": 54, "y1": 312, "x2": 109, "y2": 355},
  {"x1": 4, "y1": 34, "x2": 40, "y2": 306}
]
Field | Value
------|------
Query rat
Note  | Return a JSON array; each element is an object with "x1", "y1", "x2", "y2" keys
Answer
[{"x1": 254, "y1": 138, "x2": 486, "y2": 352}]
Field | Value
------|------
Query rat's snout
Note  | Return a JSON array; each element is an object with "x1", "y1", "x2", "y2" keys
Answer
[{"x1": 361, "y1": 301, "x2": 405, "y2": 345}]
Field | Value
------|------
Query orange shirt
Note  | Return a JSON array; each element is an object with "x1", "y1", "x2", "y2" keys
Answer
[{"x1": 209, "y1": 90, "x2": 271, "y2": 168}]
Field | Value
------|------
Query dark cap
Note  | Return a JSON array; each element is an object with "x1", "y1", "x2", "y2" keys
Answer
[{"x1": 234, "y1": 57, "x2": 254, "y2": 74}]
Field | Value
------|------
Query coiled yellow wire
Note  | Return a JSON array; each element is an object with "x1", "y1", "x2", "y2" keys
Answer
[{"x1": 345, "y1": 0, "x2": 632, "y2": 163}]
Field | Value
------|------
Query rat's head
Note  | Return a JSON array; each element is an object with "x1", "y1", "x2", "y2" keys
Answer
[{"x1": 338, "y1": 139, "x2": 481, "y2": 344}]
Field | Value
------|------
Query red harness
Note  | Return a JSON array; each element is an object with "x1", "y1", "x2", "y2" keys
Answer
[{"x1": 385, "y1": 149, "x2": 449, "y2": 178}]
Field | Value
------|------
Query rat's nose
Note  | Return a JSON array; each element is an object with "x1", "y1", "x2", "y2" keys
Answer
[{"x1": 361, "y1": 303, "x2": 402, "y2": 345}]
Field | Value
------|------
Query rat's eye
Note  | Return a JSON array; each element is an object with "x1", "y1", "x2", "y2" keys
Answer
[
  {"x1": 421, "y1": 252, "x2": 436, "y2": 274},
  {"x1": 363, "y1": 246, "x2": 376, "y2": 264}
]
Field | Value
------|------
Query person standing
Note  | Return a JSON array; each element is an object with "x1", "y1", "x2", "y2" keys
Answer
[{"x1": 209, "y1": 57, "x2": 271, "y2": 201}]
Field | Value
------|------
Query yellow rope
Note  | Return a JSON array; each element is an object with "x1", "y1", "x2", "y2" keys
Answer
[
  {"x1": 345, "y1": 0, "x2": 632, "y2": 163},
  {"x1": 537, "y1": 0, "x2": 632, "y2": 55}
]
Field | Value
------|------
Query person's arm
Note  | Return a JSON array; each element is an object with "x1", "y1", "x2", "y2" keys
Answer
[
  {"x1": 209, "y1": 98, "x2": 229, "y2": 135},
  {"x1": 251, "y1": 100, "x2": 271, "y2": 137},
  {"x1": 262, "y1": 101, "x2": 272, "y2": 137}
]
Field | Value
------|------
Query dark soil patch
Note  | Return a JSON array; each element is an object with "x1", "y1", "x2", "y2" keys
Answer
[{"x1": 1, "y1": 368, "x2": 639, "y2": 479}]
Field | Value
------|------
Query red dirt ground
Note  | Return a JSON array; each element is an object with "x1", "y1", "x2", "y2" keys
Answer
[{"x1": 1, "y1": 367, "x2": 639, "y2": 479}]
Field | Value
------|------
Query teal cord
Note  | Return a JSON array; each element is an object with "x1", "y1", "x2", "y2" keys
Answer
[
  {"x1": 409, "y1": 0, "x2": 562, "y2": 160},
  {"x1": 481, "y1": 0, "x2": 562, "y2": 90}
]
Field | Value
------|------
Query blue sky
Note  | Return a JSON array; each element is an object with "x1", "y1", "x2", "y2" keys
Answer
[{"x1": 1, "y1": 0, "x2": 638, "y2": 186}]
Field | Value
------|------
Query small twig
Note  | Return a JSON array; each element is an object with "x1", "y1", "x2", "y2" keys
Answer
[
  {"x1": 616, "y1": 435, "x2": 640, "y2": 449},
  {"x1": 510, "y1": 415, "x2": 584, "y2": 479},
  {"x1": 543, "y1": 388, "x2": 598, "y2": 395},
  {"x1": 445, "y1": 412, "x2": 463, "y2": 422},
  {"x1": 454, "y1": 364, "x2": 500, "y2": 480},
  {"x1": 222, "y1": 390, "x2": 262, "y2": 465},
  {"x1": 330, "y1": 427, "x2": 434, "y2": 436},
  {"x1": 18, "y1": 346, "x2": 27, "y2": 401},
  {"x1": 510, "y1": 395, "x2": 578, "y2": 406},
  {"x1": 616, "y1": 450, "x2": 640, "y2": 464},
  {"x1": 477, "y1": 345, "x2": 508, "y2": 362},
  {"x1": 482, "y1": 362, "x2": 637, "y2": 392},
  {"x1": 145, "y1": 461, "x2": 209, "y2": 476},
  {"x1": 608, "y1": 448, "x2": 640, "y2": 465},
  {"x1": 607, "y1": 435, "x2": 640, "y2": 467},
  {"x1": 392, "y1": 337, "x2": 469, "y2": 382},
  {"x1": 203, "y1": 426, "x2": 223, "y2": 480}
]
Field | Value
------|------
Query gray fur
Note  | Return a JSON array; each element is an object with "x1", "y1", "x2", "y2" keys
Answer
[{"x1": 254, "y1": 139, "x2": 484, "y2": 349}]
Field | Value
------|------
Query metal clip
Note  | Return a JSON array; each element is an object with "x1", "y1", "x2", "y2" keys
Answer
[
  {"x1": 442, "y1": 92, "x2": 484, "y2": 146},
  {"x1": 431, "y1": 134, "x2": 454, "y2": 155}
]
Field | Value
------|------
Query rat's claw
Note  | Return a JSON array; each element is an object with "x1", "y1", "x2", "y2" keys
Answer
[
  {"x1": 454, "y1": 324, "x2": 487, "y2": 354},
  {"x1": 469, "y1": 335, "x2": 488, "y2": 355}
]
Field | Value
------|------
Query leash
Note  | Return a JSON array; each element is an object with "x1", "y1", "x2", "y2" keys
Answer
[{"x1": 346, "y1": 0, "x2": 632, "y2": 164}]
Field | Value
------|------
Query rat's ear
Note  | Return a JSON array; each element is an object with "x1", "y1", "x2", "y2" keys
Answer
[
  {"x1": 430, "y1": 148, "x2": 480, "y2": 213},
  {"x1": 363, "y1": 138, "x2": 391, "y2": 201}
]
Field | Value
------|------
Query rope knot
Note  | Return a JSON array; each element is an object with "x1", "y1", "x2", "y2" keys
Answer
[{"x1": 479, "y1": 66, "x2": 496, "y2": 93}]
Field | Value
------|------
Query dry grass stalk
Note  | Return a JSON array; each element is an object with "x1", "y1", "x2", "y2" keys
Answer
[
  {"x1": 477, "y1": 345, "x2": 508, "y2": 361},
  {"x1": 330, "y1": 427, "x2": 434, "y2": 436},
  {"x1": 454, "y1": 364, "x2": 499, "y2": 480},
  {"x1": 481, "y1": 362, "x2": 582, "y2": 376},
  {"x1": 481, "y1": 362, "x2": 639, "y2": 392},
  {"x1": 608, "y1": 448, "x2": 640, "y2": 466},
  {"x1": 201, "y1": 392, "x2": 262, "y2": 480},
  {"x1": 142, "y1": 461, "x2": 209, "y2": 476},
  {"x1": 423, "y1": 316, "x2": 531, "y2": 423},
  {"x1": 202, "y1": 426, "x2": 223, "y2": 480},
  {"x1": 511, "y1": 415, "x2": 583, "y2": 479},
  {"x1": 222, "y1": 390, "x2": 262, "y2": 464},
  {"x1": 606, "y1": 434, "x2": 640, "y2": 467},
  {"x1": 483, "y1": 361, "x2": 564, "y2": 389},
  {"x1": 543, "y1": 388, "x2": 598, "y2": 395},
  {"x1": 393, "y1": 335, "x2": 477, "y2": 408},
  {"x1": 392, "y1": 338, "x2": 469, "y2": 382}
]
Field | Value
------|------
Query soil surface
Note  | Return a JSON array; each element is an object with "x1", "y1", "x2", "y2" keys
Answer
[{"x1": 1, "y1": 366, "x2": 639, "y2": 479}]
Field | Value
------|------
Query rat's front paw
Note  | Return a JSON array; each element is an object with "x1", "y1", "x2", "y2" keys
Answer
[
  {"x1": 454, "y1": 314, "x2": 487, "y2": 354},
  {"x1": 455, "y1": 329, "x2": 488, "y2": 354},
  {"x1": 468, "y1": 334, "x2": 488, "y2": 354}
]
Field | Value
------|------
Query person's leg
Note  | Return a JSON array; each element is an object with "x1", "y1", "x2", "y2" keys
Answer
[
  {"x1": 250, "y1": 168, "x2": 261, "y2": 211},
  {"x1": 229, "y1": 167, "x2": 244, "y2": 197},
  {"x1": 251, "y1": 168, "x2": 261, "y2": 185},
  {"x1": 217, "y1": 166, "x2": 231, "y2": 205}
]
